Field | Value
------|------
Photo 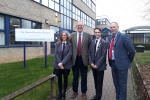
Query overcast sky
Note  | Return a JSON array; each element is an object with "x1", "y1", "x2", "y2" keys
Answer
[{"x1": 96, "y1": 0, "x2": 150, "y2": 31}]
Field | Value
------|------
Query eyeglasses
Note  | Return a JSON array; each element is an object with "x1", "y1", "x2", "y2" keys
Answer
[
  {"x1": 95, "y1": 32, "x2": 100, "y2": 33},
  {"x1": 77, "y1": 25, "x2": 83, "y2": 27}
]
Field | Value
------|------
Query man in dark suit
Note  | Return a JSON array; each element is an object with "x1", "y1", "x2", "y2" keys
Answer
[
  {"x1": 89, "y1": 28, "x2": 107, "y2": 100},
  {"x1": 108, "y1": 22, "x2": 135, "y2": 100},
  {"x1": 71, "y1": 21, "x2": 91, "y2": 99}
]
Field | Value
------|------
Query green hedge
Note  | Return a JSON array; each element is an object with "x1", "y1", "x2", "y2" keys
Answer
[{"x1": 133, "y1": 43, "x2": 150, "y2": 50}]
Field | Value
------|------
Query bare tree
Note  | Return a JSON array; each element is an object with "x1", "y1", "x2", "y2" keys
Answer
[{"x1": 142, "y1": 0, "x2": 150, "y2": 23}]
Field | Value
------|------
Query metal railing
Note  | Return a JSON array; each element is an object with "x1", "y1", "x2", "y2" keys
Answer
[{"x1": 0, "y1": 74, "x2": 56, "y2": 100}]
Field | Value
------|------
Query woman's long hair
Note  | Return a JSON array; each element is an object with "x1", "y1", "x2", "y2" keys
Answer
[{"x1": 58, "y1": 30, "x2": 70, "y2": 43}]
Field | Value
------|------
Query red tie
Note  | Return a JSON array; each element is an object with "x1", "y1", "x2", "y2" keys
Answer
[
  {"x1": 109, "y1": 36, "x2": 115, "y2": 60},
  {"x1": 77, "y1": 34, "x2": 82, "y2": 56}
]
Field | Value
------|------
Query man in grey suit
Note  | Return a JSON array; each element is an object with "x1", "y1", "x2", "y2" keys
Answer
[
  {"x1": 108, "y1": 22, "x2": 135, "y2": 100},
  {"x1": 71, "y1": 21, "x2": 91, "y2": 99},
  {"x1": 89, "y1": 28, "x2": 107, "y2": 100}
]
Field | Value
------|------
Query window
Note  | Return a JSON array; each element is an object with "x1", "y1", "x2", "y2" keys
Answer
[
  {"x1": 0, "y1": 14, "x2": 42, "y2": 47},
  {"x1": 64, "y1": 8, "x2": 67, "y2": 15},
  {"x1": 67, "y1": 9, "x2": 69, "y2": 16},
  {"x1": 61, "y1": 14, "x2": 63, "y2": 27},
  {"x1": 33, "y1": 0, "x2": 60, "y2": 12},
  {"x1": 55, "y1": 3, "x2": 59, "y2": 12},
  {"x1": 81, "y1": 0, "x2": 96, "y2": 13},
  {"x1": 69, "y1": 11, "x2": 72, "y2": 18},
  {"x1": 10, "y1": 17, "x2": 20, "y2": 30},
  {"x1": 33, "y1": 22, "x2": 41, "y2": 29},
  {"x1": 92, "y1": 2, "x2": 96, "y2": 12},
  {"x1": 55, "y1": 0, "x2": 59, "y2": 3},
  {"x1": 42, "y1": 0, "x2": 48, "y2": 7},
  {"x1": 92, "y1": 19, "x2": 95, "y2": 28},
  {"x1": 64, "y1": 16, "x2": 67, "y2": 29},
  {"x1": 0, "y1": 32, "x2": 5, "y2": 45},
  {"x1": 73, "y1": 6, "x2": 75, "y2": 12},
  {"x1": 22, "y1": 19, "x2": 31, "y2": 28},
  {"x1": 89, "y1": 0, "x2": 91, "y2": 8},
  {"x1": 0, "y1": 15, "x2": 5, "y2": 45},
  {"x1": 64, "y1": 0, "x2": 66, "y2": 8},
  {"x1": 9, "y1": 17, "x2": 20, "y2": 45},
  {"x1": 67, "y1": 17, "x2": 69, "y2": 29},
  {"x1": 67, "y1": 1, "x2": 69, "y2": 9},
  {"x1": 69, "y1": 18, "x2": 71, "y2": 29},
  {"x1": 50, "y1": 26, "x2": 59, "y2": 53},
  {"x1": 49, "y1": 0, "x2": 54, "y2": 9},
  {"x1": 61, "y1": 0, "x2": 63, "y2": 5},
  {"x1": 60, "y1": 0, "x2": 72, "y2": 30},
  {"x1": 0, "y1": 15, "x2": 4, "y2": 30},
  {"x1": 61, "y1": 6, "x2": 63, "y2": 13},
  {"x1": 89, "y1": 17, "x2": 91, "y2": 27},
  {"x1": 34, "y1": 0, "x2": 40, "y2": 3}
]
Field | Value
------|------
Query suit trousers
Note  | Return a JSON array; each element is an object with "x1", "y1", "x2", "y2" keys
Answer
[
  {"x1": 92, "y1": 68, "x2": 104, "y2": 100},
  {"x1": 56, "y1": 69, "x2": 70, "y2": 95},
  {"x1": 72, "y1": 56, "x2": 88, "y2": 93},
  {"x1": 111, "y1": 60, "x2": 128, "y2": 100}
]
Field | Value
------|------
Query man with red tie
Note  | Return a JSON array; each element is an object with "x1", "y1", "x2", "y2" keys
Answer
[
  {"x1": 70, "y1": 21, "x2": 91, "y2": 99},
  {"x1": 108, "y1": 22, "x2": 135, "y2": 100}
]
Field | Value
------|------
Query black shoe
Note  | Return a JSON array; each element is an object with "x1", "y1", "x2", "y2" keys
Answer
[
  {"x1": 62, "y1": 97, "x2": 65, "y2": 100},
  {"x1": 55, "y1": 94, "x2": 62, "y2": 100},
  {"x1": 90, "y1": 95, "x2": 96, "y2": 100},
  {"x1": 62, "y1": 94, "x2": 66, "y2": 100}
]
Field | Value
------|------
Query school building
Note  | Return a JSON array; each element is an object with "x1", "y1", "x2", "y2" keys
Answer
[{"x1": 0, "y1": 0, "x2": 96, "y2": 64}]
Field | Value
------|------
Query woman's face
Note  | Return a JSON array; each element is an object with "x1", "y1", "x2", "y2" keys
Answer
[{"x1": 61, "y1": 32, "x2": 67, "y2": 41}]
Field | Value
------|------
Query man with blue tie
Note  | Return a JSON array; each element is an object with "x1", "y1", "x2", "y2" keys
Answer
[
  {"x1": 108, "y1": 22, "x2": 135, "y2": 100},
  {"x1": 89, "y1": 28, "x2": 107, "y2": 100}
]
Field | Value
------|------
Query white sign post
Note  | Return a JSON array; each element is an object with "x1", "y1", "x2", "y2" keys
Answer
[{"x1": 15, "y1": 29, "x2": 55, "y2": 68}]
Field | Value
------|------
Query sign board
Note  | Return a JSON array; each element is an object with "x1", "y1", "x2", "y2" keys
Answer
[{"x1": 15, "y1": 29, "x2": 54, "y2": 42}]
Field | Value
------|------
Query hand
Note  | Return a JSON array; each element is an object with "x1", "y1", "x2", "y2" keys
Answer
[
  {"x1": 60, "y1": 66, "x2": 64, "y2": 69},
  {"x1": 91, "y1": 63, "x2": 94, "y2": 68},
  {"x1": 93, "y1": 65, "x2": 98, "y2": 69},
  {"x1": 58, "y1": 63, "x2": 63, "y2": 67}
]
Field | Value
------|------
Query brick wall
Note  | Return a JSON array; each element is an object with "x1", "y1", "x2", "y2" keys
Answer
[{"x1": 0, "y1": 42, "x2": 51, "y2": 64}]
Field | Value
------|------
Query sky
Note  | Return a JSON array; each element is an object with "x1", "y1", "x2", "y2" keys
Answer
[{"x1": 96, "y1": 0, "x2": 150, "y2": 31}]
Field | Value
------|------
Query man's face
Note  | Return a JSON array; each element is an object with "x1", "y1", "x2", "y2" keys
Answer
[
  {"x1": 110, "y1": 23, "x2": 119, "y2": 35},
  {"x1": 94, "y1": 29, "x2": 101, "y2": 39},
  {"x1": 76, "y1": 21, "x2": 84, "y2": 33}
]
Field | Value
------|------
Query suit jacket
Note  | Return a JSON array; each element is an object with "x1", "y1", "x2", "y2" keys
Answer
[
  {"x1": 71, "y1": 32, "x2": 91, "y2": 66},
  {"x1": 53, "y1": 42, "x2": 72, "y2": 69},
  {"x1": 89, "y1": 38, "x2": 107, "y2": 71},
  {"x1": 108, "y1": 32, "x2": 135, "y2": 70}
]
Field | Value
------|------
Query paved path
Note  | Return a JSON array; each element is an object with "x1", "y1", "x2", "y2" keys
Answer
[{"x1": 65, "y1": 63, "x2": 134, "y2": 100}]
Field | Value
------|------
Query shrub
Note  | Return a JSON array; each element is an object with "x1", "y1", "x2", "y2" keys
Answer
[{"x1": 133, "y1": 43, "x2": 150, "y2": 50}]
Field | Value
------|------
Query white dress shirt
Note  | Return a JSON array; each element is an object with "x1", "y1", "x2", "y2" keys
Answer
[{"x1": 95, "y1": 37, "x2": 101, "y2": 52}]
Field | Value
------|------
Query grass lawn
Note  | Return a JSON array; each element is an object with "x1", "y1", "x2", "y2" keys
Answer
[
  {"x1": 0, "y1": 56, "x2": 91, "y2": 100},
  {"x1": 134, "y1": 52, "x2": 150, "y2": 66},
  {"x1": 131, "y1": 52, "x2": 150, "y2": 100}
]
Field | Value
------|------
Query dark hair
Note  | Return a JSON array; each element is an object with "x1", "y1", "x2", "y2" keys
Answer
[
  {"x1": 94, "y1": 28, "x2": 102, "y2": 32},
  {"x1": 58, "y1": 30, "x2": 70, "y2": 43}
]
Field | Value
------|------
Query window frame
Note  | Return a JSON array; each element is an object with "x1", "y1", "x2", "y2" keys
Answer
[{"x1": 0, "y1": 14, "x2": 42, "y2": 48}]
